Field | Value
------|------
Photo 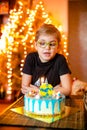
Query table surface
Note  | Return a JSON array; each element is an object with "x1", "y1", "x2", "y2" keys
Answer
[{"x1": 0, "y1": 95, "x2": 86, "y2": 130}]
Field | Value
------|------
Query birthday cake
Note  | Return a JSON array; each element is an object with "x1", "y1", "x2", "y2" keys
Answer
[{"x1": 24, "y1": 83, "x2": 65, "y2": 116}]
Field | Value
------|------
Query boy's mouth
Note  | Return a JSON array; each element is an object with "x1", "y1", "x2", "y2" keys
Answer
[{"x1": 43, "y1": 52, "x2": 51, "y2": 56}]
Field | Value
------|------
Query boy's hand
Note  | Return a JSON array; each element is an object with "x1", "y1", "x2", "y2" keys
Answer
[
  {"x1": 29, "y1": 84, "x2": 39, "y2": 94},
  {"x1": 21, "y1": 84, "x2": 39, "y2": 95}
]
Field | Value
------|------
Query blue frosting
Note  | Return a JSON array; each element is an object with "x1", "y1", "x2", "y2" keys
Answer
[{"x1": 24, "y1": 95, "x2": 65, "y2": 114}]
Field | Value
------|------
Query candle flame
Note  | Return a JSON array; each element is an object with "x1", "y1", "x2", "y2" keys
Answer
[{"x1": 40, "y1": 76, "x2": 45, "y2": 85}]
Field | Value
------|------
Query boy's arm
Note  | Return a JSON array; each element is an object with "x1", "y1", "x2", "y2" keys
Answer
[
  {"x1": 21, "y1": 73, "x2": 39, "y2": 95},
  {"x1": 53, "y1": 74, "x2": 72, "y2": 96},
  {"x1": 21, "y1": 73, "x2": 32, "y2": 94}
]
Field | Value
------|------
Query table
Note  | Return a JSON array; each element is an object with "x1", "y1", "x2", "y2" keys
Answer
[{"x1": 0, "y1": 95, "x2": 86, "y2": 130}]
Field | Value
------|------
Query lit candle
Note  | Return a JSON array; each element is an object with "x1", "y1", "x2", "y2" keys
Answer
[{"x1": 40, "y1": 76, "x2": 45, "y2": 85}]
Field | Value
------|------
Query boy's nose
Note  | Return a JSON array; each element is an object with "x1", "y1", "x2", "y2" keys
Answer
[{"x1": 45, "y1": 44, "x2": 50, "y2": 49}]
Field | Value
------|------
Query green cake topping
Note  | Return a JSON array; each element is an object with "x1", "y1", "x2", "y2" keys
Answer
[{"x1": 39, "y1": 83, "x2": 53, "y2": 97}]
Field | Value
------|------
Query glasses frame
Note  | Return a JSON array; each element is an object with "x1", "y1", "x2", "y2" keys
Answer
[{"x1": 36, "y1": 40, "x2": 58, "y2": 48}]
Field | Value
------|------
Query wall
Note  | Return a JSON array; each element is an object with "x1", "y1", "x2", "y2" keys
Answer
[
  {"x1": 33, "y1": 0, "x2": 68, "y2": 35},
  {"x1": 68, "y1": 0, "x2": 87, "y2": 82}
]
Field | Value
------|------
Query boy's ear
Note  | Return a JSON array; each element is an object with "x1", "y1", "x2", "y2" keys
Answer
[{"x1": 57, "y1": 43, "x2": 60, "y2": 50}]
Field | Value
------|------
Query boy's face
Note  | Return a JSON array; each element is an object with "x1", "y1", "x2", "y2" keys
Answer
[{"x1": 35, "y1": 34, "x2": 59, "y2": 62}]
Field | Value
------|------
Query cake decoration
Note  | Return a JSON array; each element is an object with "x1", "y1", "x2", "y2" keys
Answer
[
  {"x1": 24, "y1": 79, "x2": 65, "y2": 116},
  {"x1": 39, "y1": 83, "x2": 53, "y2": 97}
]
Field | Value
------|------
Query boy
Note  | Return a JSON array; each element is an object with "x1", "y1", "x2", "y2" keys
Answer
[{"x1": 21, "y1": 24, "x2": 72, "y2": 96}]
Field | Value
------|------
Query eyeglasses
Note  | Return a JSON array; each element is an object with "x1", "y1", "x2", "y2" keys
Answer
[{"x1": 37, "y1": 40, "x2": 58, "y2": 48}]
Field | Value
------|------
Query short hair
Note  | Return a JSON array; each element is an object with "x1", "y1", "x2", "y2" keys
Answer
[{"x1": 35, "y1": 24, "x2": 61, "y2": 44}]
